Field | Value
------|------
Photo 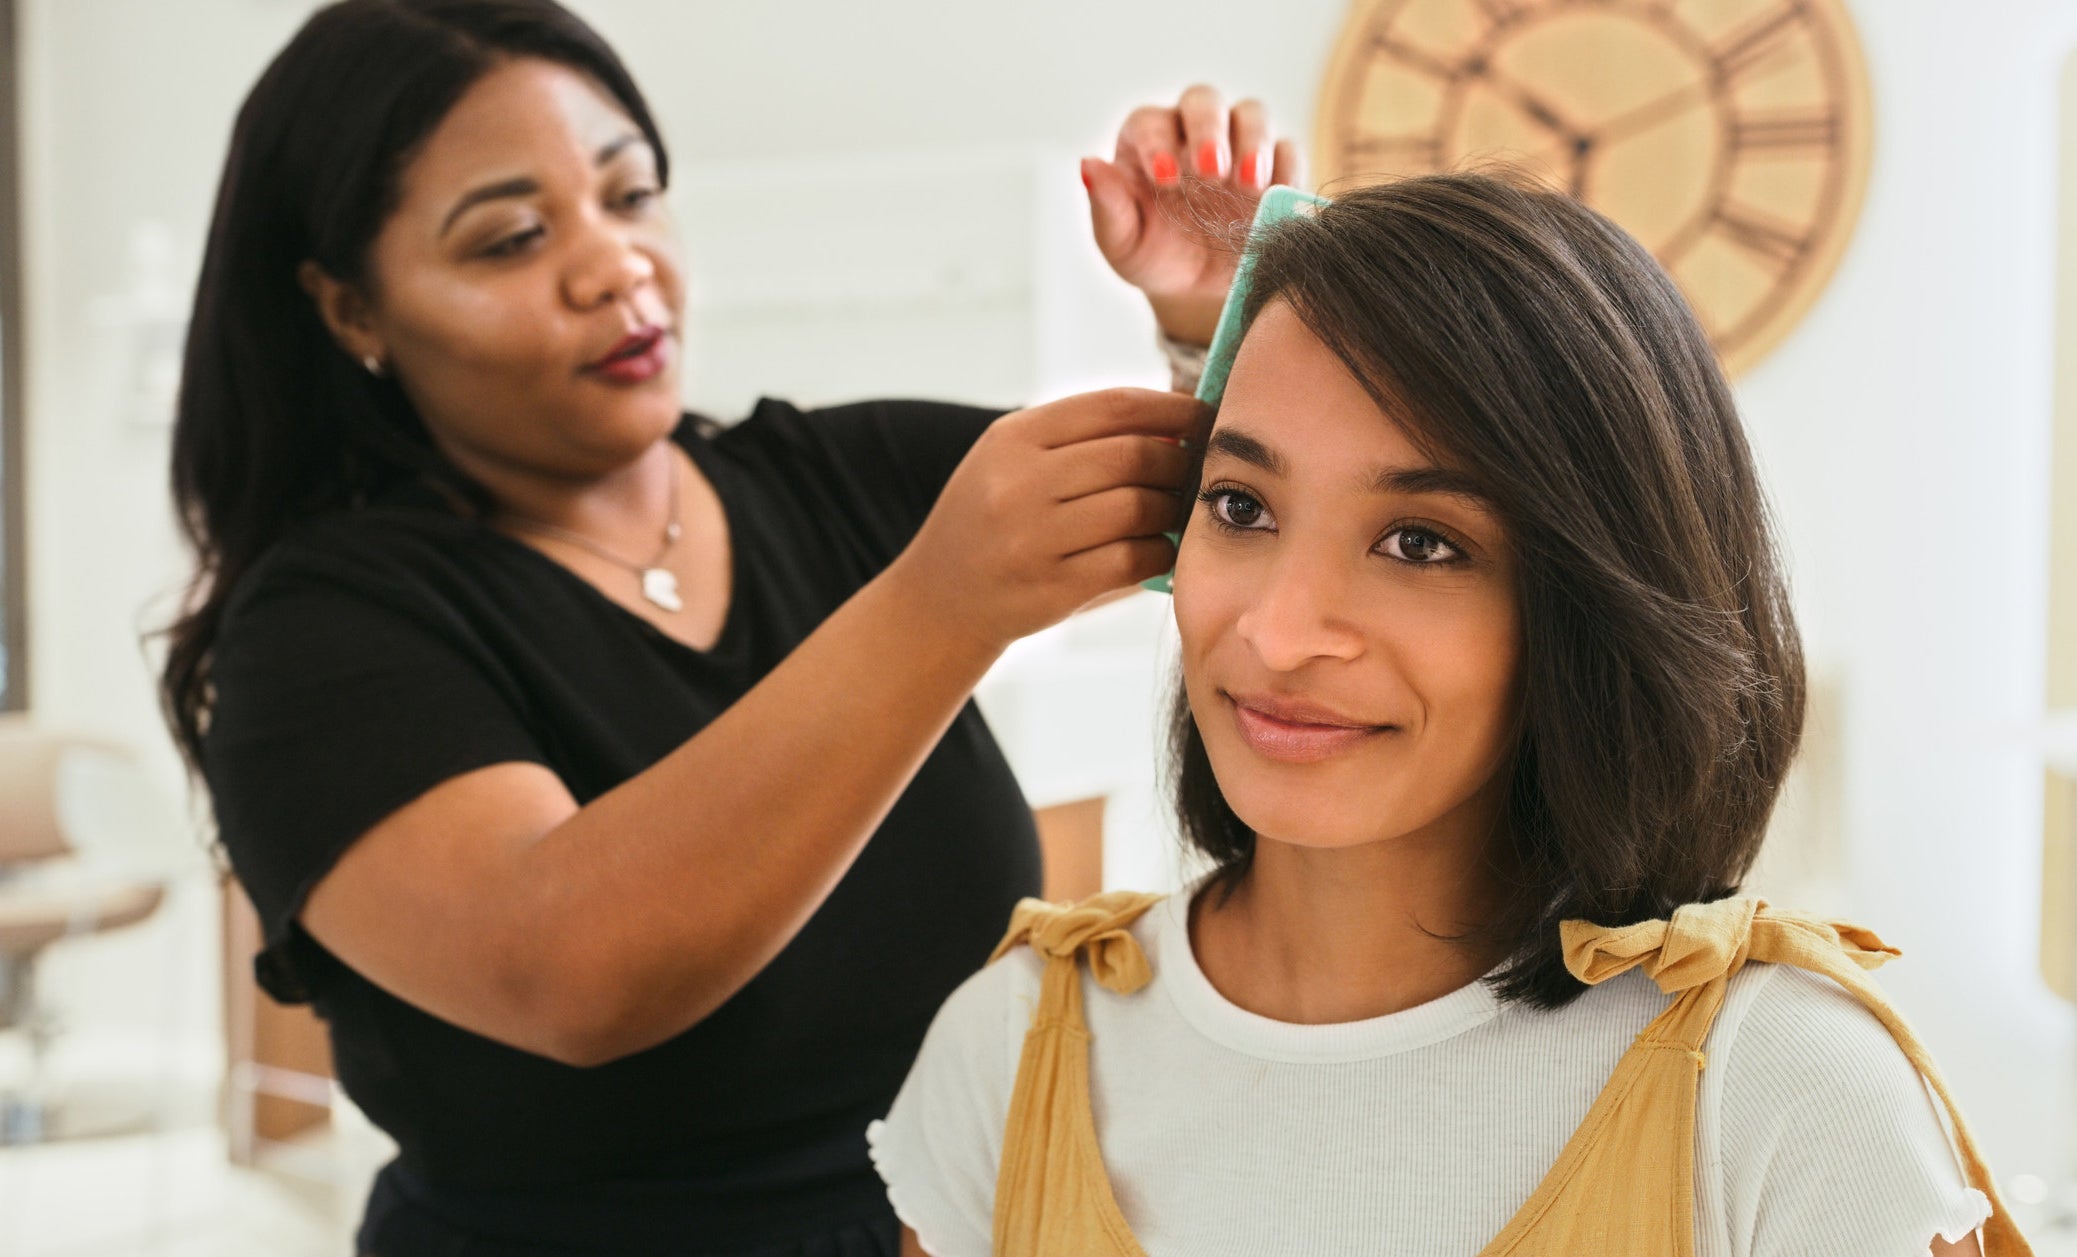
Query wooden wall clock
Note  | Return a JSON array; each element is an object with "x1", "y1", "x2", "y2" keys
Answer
[{"x1": 1315, "y1": 0, "x2": 1873, "y2": 376}]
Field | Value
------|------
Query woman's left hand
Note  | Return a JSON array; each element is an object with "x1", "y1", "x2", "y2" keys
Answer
[{"x1": 1083, "y1": 85, "x2": 1305, "y2": 346}]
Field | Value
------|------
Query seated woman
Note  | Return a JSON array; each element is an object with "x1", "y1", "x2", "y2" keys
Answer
[{"x1": 866, "y1": 172, "x2": 2027, "y2": 1257}]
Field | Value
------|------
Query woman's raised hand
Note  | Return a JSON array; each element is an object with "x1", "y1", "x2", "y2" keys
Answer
[
  {"x1": 1082, "y1": 85, "x2": 1306, "y2": 345},
  {"x1": 892, "y1": 389, "x2": 1208, "y2": 652}
]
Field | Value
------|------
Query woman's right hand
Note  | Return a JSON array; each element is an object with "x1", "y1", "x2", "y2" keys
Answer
[
  {"x1": 299, "y1": 388, "x2": 1202, "y2": 1068},
  {"x1": 891, "y1": 388, "x2": 1208, "y2": 650}
]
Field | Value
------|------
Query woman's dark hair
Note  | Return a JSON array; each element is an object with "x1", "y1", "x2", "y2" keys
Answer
[
  {"x1": 1169, "y1": 172, "x2": 1806, "y2": 1008},
  {"x1": 160, "y1": 0, "x2": 668, "y2": 769}
]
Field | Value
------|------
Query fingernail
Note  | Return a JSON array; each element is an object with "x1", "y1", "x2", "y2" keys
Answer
[
  {"x1": 1080, "y1": 161, "x2": 1093, "y2": 192},
  {"x1": 1239, "y1": 150, "x2": 1264, "y2": 188},
  {"x1": 1196, "y1": 141, "x2": 1223, "y2": 177},
  {"x1": 1150, "y1": 152, "x2": 1180, "y2": 185}
]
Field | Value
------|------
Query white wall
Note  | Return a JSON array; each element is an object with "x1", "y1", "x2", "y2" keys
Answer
[
  {"x1": 1723, "y1": 0, "x2": 2077, "y2": 1187},
  {"x1": 11, "y1": 0, "x2": 2074, "y2": 1202}
]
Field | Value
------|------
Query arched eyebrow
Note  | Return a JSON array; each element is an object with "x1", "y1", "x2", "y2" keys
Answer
[
  {"x1": 1204, "y1": 428, "x2": 1284, "y2": 475},
  {"x1": 1372, "y1": 465, "x2": 1492, "y2": 506},
  {"x1": 438, "y1": 133, "x2": 650, "y2": 237},
  {"x1": 1207, "y1": 426, "x2": 1491, "y2": 506}
]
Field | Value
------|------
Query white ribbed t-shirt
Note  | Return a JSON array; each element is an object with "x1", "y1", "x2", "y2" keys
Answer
[{"x1": 868, "y1": 889, "x2": 1991, "y2": 1257}]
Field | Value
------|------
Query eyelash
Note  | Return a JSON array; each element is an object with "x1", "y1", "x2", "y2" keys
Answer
[
  {"x1": 478, "y1": 187, "x2": 660, "y2": 259},
  {"x1": 1195, "y1": 486, "x2": 1472, "y2": 567},
  {"x1": 482, "y1": 226, "x2": 545, "y2": 259}
]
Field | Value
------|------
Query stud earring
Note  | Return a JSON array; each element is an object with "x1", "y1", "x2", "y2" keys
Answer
[{"x1": 362, "y1": 355, "x2": 385, "y2": 378}]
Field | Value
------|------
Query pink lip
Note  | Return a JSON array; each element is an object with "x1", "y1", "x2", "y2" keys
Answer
[
  {"x1": 1226, "y1": 692, "x2": 1391, "y2": 764},
  {"x1": 584, "y1": 326, "x2": 670, "y2": 383}
]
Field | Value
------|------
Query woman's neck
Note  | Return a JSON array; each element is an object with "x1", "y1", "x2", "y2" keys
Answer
[
  {"x1": 1189, "y1": 796, "x2": 1513, "y2": 1026},
  {"x1": 446, "y1": 433, "x2": 684, "y2": 555}
]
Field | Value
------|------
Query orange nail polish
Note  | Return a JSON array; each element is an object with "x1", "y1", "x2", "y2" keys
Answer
[
  {"x1": 1239, "y1": 151, "x2": 1262, "y2": 187},
  {"x1": 1151, "y1": 152, "x2": 1180, "y2": 184},
  {"x1": 1196, "y1": 141, "x2": 1221, "y2": 177},
  {"x1": 1080, "y1": 163, "x2": 1092, "y2": 192}
]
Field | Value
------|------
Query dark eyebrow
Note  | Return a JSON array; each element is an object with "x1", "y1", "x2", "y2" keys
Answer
[
  {"x1": 1208, "y1": 426, "x2": 1489, "y2": 507},
  {"x1": 1204, "y1": 428, "x2": 1285, "y2": 476},
  {"x1": 595, "y1": 132, "x2": 646, "y2": 166},
  {"x1": 441, "y1": 177, "x2": 539, "y2": 237},
  {"x1": 1372, "y1": 465, "x2": 1493, "y2": 506},
  {"x1": 438, "y1": 133, "x2": 650, "y2": 237}
]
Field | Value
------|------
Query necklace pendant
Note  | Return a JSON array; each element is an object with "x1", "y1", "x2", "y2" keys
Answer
[{"x1": 640, "y1": 567, "x2": 683, "y2": 613}]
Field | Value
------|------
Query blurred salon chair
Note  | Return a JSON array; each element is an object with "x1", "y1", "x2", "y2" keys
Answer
[{"x1": 0, "y1": 716, "x2": 167, "y2": 1143}]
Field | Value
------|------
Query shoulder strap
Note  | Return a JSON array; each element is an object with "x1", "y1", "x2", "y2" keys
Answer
[
  {"x1": 1480, "y1": 899, "x2": 2031, "y2": 1256},
  {"x1": 989, "y1": 891, "x2": 1162, "y2": 1257},
  {"x1": 1569, "y1": 900, "x2": 2027, "y2": 1253}
]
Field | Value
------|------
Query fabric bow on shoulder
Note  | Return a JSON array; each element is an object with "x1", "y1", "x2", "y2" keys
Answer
[
  {"x1": 1562, "y1": 896, "x2": 1899, "y2": 994},
  {"x1": 1478, "y1": 896, "x2": 2031, "y2": 1257},
  {"x1": 991, "y1": 890, "x2": 1161, "y2": 998}
]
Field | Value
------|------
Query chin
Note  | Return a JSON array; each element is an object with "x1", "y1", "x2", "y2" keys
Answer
[
  {"x1": 617, "y1": 384, "x2": 686, "y2": 433},
  {"x1": 1203, "y1": 746, "x2": 1404, "y2": 852},
  {"x1": 568, "y1": 393, "x2": 683, "y2": 459}
]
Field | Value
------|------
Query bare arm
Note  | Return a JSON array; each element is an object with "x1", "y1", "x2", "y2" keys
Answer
[
  {"x1": 899, "y1": 1226, "x2": 929, "y2": 1257},
  {"x1": 300, "y1": 389, "x2": 1202, "y2": 1066}
]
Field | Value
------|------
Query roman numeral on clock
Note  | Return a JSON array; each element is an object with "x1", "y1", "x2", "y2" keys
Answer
[
  {"x1": 1471, "y1": 0, "x2": 1536, "y2": 27},
  {"x1": 1344, "y1": 135, "x2": 1444, "y2": 169},
  {"x1": 1731, "y1": 109, "x2": 1839, "y2": 153},
  {"x1": 1711, "y1": 205, "x2": 1811, "y2": 269}
]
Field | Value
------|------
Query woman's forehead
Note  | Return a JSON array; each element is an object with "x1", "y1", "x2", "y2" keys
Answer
[
  {"x1": 394, "y1": 59, "x2": 644, "y2": 213},
  {"x1": 1215, "y1": 300, "x2": 1498, "y2": 498}
]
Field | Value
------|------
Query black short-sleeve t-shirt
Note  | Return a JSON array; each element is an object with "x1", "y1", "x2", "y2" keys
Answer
[{"x1": 202, "y1": 398, "x2": 1042, "y2": 1254}]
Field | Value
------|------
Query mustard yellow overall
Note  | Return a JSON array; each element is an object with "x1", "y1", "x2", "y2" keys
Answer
[{"x1": 986, "y1": 892, "x2": 2031, "y2": 1257}]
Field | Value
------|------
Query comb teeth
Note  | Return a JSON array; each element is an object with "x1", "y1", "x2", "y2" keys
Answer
[
  {"x1": 1143, "y1": 187, "x2": 1333, "y2": 596},
  {"x1": 1194, "y1": 186, "x2": 1333, "y2": 411}
]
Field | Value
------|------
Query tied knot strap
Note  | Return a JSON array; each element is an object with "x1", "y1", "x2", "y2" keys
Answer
[
  {"x1": 991, "y1": 892, "x2": 1164, "y2": 1257},
  {"x1": 990, "y1": 890, "x2": 1160, "y2": 998},
  {"x1": 1561, "y1": 897, "x2": 1899, "y2": 996},
  {"x1": 1508, "y1": 898, "x2": 2031, "y2": 1257}
]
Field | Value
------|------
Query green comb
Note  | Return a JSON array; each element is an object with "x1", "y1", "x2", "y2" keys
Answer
[{"x1": 1143, "y1": 185, "x2": 1332, "y2": 594}]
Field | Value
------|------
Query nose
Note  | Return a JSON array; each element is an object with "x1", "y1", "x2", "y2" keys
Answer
[
  {"x1": 1233, "y1": 548, "x2": 1367, "y2": 672},
  {"x1": 563, "y1": 216, "x2": 656, "y2": 312}
]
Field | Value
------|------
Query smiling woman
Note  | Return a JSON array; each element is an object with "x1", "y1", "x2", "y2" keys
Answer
[
  {"x1": 1169, "y1": 181, "x2": 1803, "y2": 1010},
  {"x1": 868, "y1": 175, "x2": 2026, "y2": 1257}
]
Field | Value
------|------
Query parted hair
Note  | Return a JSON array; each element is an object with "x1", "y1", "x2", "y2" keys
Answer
[{"x1": 1169, "y1": 172, "x2": 1807, "y2": 1008}]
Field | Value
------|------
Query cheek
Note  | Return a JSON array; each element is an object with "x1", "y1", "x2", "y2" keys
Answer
[
  {"x1": 641, "y1": 230, "x2": 688, "y2": 318},
  {"x1": 1391, "y1": 586, "x2": 1522, "y2": 771},
  {"x1": 387, "y1": 273, "x2": 565, "y2": 376},
  {"x1": 1170, "y1": 531, "x2": 1255, "y2": 676}
]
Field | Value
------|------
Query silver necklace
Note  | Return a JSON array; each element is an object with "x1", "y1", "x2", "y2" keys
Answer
[{"x1": 503, "y1": 455, "x2": 686, "y2": 612}]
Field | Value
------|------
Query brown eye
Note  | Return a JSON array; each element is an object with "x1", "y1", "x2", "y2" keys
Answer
[
  {"x1": 482, "y1": 225, "x2": 545, "y2": 258},
  {"x1": 1380, "y1": 526, "x2": 1461, "y2": 564},
  {"x1": 1201, "y1": 489, "x2": 1273, "y2": 531}
]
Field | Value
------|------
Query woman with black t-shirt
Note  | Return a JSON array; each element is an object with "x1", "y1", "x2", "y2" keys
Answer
[{"x1": 158, "y1": 2, "x2": 1299, "y2": 1254}]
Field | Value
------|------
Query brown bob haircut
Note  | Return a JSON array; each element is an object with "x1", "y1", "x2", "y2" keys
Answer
[{"x1": 1168, "y1": 172, "x2": 1807, "y2": 1009}]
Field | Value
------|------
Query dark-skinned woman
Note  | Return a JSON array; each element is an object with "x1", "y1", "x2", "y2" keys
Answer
[{"x1": 158, "y1": 1, "x2": 1299, "y2": 1254}]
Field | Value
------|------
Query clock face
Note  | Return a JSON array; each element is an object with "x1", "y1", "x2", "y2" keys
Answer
[{"x1": 1314, "y1": 0, "x2": 1872, "y2": 376}]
